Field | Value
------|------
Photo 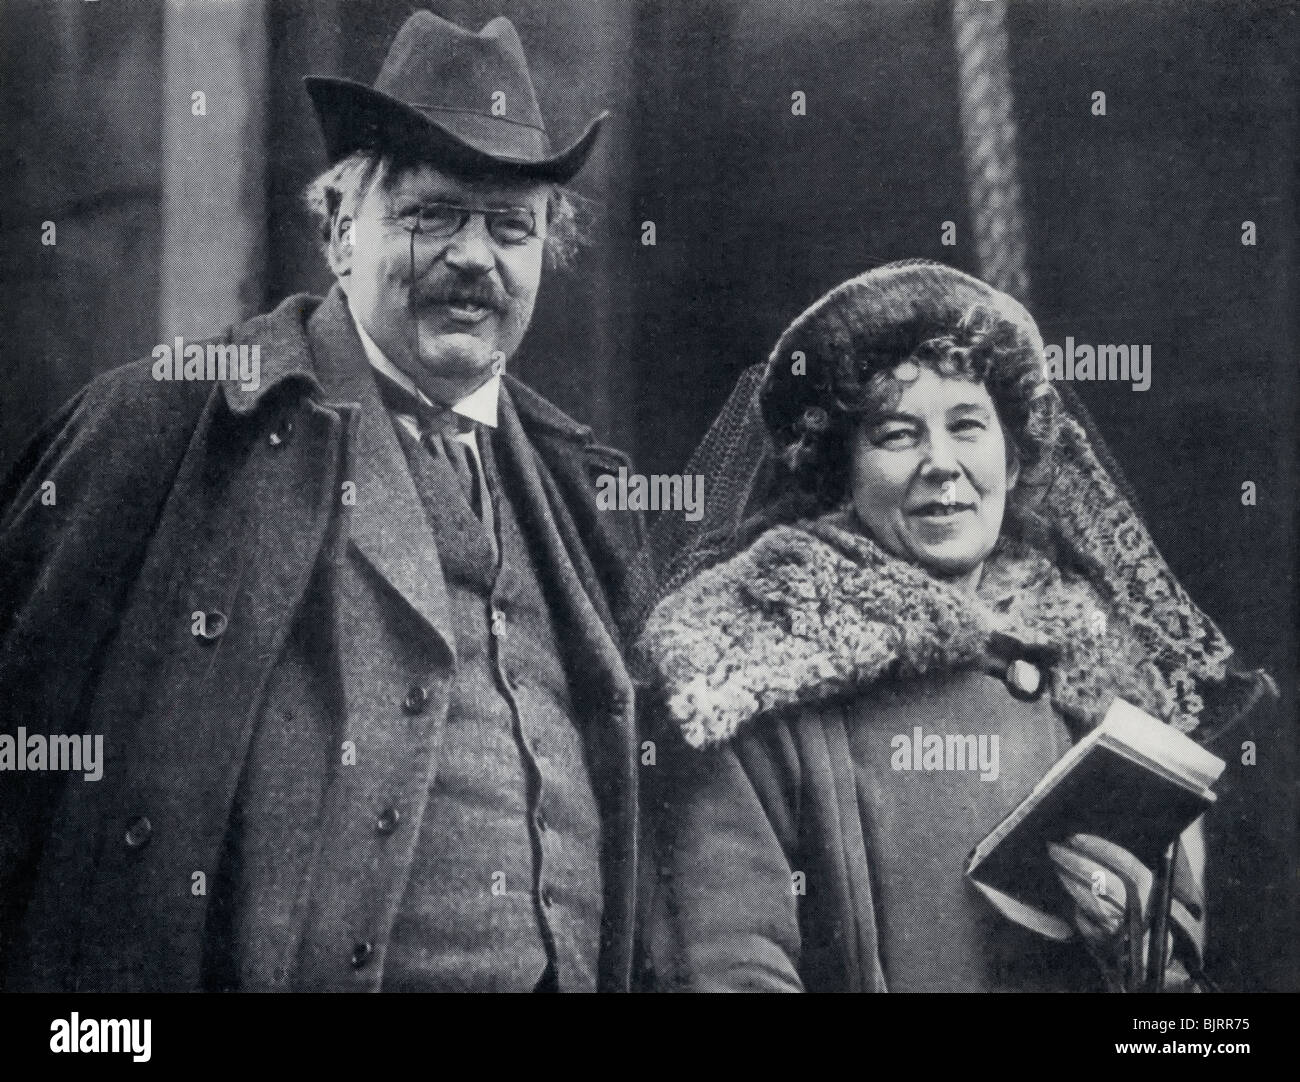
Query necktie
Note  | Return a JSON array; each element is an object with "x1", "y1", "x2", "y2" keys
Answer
[
  {"x1": 371, "y1": 367, "x2": 496, "y2": 562},
  {"x1": 423, "y1": 413, "x2": 479, "y2": 515},
  {"x1": 427, "y1": 418, "x2": 498, "y2": 565},
  {"x1": 372, "y1": 368, "x2": 480, "y2": 511}
]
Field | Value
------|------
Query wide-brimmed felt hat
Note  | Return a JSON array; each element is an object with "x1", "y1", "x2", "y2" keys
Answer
[{"x1": 305, "y1": 11, "x2": 606, "y2": 183}]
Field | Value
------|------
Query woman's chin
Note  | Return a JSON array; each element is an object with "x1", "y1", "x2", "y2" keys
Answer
[{"x1": 906, "y1": 542, "x2": 985, "y2": 582}]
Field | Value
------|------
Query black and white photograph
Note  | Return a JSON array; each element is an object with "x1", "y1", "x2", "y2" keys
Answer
[{"x1": 0, "y1": 0, "x2": 1295, "y2": 1059}]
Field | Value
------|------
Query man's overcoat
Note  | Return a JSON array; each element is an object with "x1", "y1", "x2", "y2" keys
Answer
[{"x1": 0, "y1": 288, "x2": 650, "y2": 991}]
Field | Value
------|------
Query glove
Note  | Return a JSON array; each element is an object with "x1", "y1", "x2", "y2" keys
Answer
[{"x1": 1047, "y1": 833, "x2": 1204, "y2": 992}]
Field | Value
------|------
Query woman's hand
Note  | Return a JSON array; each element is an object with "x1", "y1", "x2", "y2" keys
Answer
[{"x1": 1047, "y1": 833, "x2": 1202, "y2": 992}]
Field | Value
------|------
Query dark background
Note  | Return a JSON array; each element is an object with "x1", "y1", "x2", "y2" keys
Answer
[{"x1": 2, "y1": 0, "x2": 1296, "y2": 991}]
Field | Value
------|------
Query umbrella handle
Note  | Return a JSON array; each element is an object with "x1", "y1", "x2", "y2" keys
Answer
[{"x1": 1144, "y1": 839, "x2": 1179, "y2": 992}]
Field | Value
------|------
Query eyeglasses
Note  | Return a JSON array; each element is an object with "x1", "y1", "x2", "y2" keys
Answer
[{"x1": 400, "y1": 201, "x2": 539, "y2": 246}]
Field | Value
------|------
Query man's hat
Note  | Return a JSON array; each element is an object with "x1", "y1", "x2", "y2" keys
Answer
[{"x1": 305, "y1": 11, "x2": 606, "y2": 183}]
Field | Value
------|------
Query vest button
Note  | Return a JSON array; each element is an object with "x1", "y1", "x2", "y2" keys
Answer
[
  {"x1": 402, "y1": 684, "x2": 430, "y2": 715},
  {"x1": 376, "y1": 807, "x2": 400, "y2": 835},
  {"x1": 540, "y1": 888, "x2": 554, "y2": 909},
  {"x1": 193, "y1": 610, "x2": 228, "y2": 642},
  {"x1": 350, "y1": 941, "x2": 373, "y2": 969},
  {"x1": 535, "y1": 810, "x2": 548, "y2": 833},
  {"x1": 1006, "y1": 658, "x2": 1043, "y2": 699},
  {"x1": 124, "y1": 815, "x2": 152, "y2": 849},
  {"x1": 490, "y1": 609, "x2": 507, "y2": 638}
]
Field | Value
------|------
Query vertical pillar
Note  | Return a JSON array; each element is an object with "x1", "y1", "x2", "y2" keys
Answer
[{"x1": 160, "y1": 0, "x2": 267, "y2": 339}]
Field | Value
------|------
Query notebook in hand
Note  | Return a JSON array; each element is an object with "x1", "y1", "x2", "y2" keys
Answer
[{"x1": 965, "y1": 697, "x2": 1225, "y2": 940}]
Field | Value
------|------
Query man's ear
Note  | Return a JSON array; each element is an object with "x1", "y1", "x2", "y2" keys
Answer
[{"x1": 326, "y1": 215, "x2": 354, "y2": 284}]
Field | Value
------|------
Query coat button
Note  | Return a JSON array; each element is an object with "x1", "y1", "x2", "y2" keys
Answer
[
  {"x1": 193, "y1": 610, "x2": 228, "y2": 642},
  {"x1": 350, "y1": 941, "x2": 373, "y2": 969},
  {"x1": 402, "y1": 684, "x2": 429, "y2": 715},
  {"x1": 124, "y1": 815, "x2": 152, "y2": 849},
  {"x1": 376, "y1": 807, "x2": 400, "y2": 836},
  {"x1": 490, "y1": 609, "x2": 507, "y2": 638},
  {"x1": 540, "y1": 888, "x2": 554, "y2": 909},
  {"x1": 535, "y1": 810, "x2": 548, "y2": 834},
  {"x1": 268, "y1": 418, "x2": 294, "y2": 447},
  {"x1": 1006, "y1": 658, "x2": 1043, "y2": 699}
]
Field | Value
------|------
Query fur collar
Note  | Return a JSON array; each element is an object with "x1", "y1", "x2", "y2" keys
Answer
[{"x1": 636, "y1": 510, "x2": 1158, "y2": 749}]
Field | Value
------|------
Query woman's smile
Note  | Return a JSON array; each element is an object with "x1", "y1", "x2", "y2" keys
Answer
[{"x1": 908, "y1": 499, "x2": 976, "y2": 519}]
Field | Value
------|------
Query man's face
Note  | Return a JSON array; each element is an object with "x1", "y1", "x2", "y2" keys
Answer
[{"x1": 336, "y1": 161, "x2": 550, "y2": 404}]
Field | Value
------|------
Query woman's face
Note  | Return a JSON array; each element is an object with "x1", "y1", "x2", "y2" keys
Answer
[{"x1": 849, "y1": 365, "x2": 1018, "y2": 589}]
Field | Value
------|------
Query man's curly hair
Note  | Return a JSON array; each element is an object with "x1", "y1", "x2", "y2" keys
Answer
[{"x1": 759, "y1": 262, "x2": 1060, "y2": 514}]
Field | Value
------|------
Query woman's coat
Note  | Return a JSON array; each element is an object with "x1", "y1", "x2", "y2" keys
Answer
[{"x1": 636, "y1": 515, "x2": 1213, "y2": 992}]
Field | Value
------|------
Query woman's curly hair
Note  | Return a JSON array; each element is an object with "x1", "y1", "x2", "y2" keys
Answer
[{"x1": 759, "y1": 262, "x2": 1060, "y2": 517}]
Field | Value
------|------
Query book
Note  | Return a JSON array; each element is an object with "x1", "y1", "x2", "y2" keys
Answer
[{"x1": 965, "y1": 697, "x2": 1225, "y2": 941}]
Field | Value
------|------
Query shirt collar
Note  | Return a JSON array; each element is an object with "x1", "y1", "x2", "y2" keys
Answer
[{"x1": 349, "y1": 300, "x2": 500, "y2": 429}]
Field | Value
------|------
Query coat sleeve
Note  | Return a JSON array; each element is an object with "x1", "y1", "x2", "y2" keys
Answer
[
  {"x1": 0, "y1": 381, "x2": 117, "y2": 718},
  {"x1": 0, "y1": 364, "x2": 203, "y2": 721},
  {"x1": 644, "y1": 714, "x2": 806, "y2": 991},
  {"x1": 0, "y1": 366, "x2": 204, "y2": 972}
]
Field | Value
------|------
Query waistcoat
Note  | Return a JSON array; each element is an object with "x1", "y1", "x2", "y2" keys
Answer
[{"x1": 381, "y1": 423, "x2": 603, "y2": 991}]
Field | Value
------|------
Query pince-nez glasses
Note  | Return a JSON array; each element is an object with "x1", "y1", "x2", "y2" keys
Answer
[{"x1": 402, "y1": 201, "x2": 538, "y2": 246}]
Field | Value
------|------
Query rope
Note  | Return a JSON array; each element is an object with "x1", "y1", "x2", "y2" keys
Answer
[{"x1": 952, "y1": 0, "x2": 1030, "y2": 303}]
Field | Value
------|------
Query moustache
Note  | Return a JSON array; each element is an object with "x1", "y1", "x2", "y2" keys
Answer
[{"x1": 409, "y1": 277, "x2": 506, "y2": 313}]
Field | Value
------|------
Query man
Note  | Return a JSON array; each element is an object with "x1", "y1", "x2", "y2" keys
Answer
[{"x1": 0, "y1": 12, "x2": 650, "y2": 992}]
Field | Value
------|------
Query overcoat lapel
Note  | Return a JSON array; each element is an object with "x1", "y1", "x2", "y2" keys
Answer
[
  {"x1": 492, "y1": 387, "x2": 637, "y2": 990},
  {"x1": 304, "y1": 288, "x2": 456, "y2": 665},
  {"x1": 493, "y1": 388, "x2": 631, "y2": 711}
]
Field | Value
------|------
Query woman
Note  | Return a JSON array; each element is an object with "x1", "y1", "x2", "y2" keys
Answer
[{"x1": 635, "y1": 261, "x2": 1273, "y2": 992}]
